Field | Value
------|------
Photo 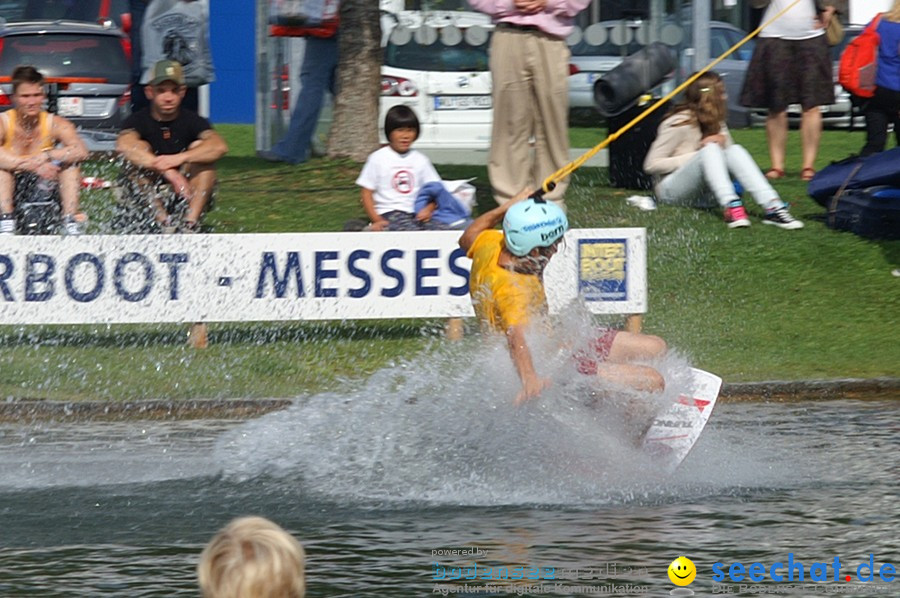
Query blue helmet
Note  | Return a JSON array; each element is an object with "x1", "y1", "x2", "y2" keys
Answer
[{"x1": 502, "y1": 199, "x2": 569, "y2": 256}]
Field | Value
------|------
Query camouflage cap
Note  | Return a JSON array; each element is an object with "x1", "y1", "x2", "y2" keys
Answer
[{"x1": 148, "y1": 60, "x2": 185, "y2": 86}]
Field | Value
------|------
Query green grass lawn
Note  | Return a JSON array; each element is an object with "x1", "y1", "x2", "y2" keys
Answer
[{"x1": 1, "y1": 124, "x2": 897, "y2": 401}]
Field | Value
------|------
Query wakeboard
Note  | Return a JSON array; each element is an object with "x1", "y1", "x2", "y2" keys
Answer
[{"x1": 641, "y1": 367, "x2": 721, "y2": 471}]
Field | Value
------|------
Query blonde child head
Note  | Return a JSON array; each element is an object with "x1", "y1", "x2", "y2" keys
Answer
[
  {"x1": 197, "y1": 516, "x2": 306, "y2": 598},
  {"x1": 888, "y1": 0, "x2": 900, "y2": 22}
]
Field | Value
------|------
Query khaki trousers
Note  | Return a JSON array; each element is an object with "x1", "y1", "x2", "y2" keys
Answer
[{"x1": 488, "y1": 28, "x2": 571, "y2": 206}]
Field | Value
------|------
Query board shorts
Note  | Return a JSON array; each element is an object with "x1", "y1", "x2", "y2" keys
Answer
[{"x1": 573, "y1": 328, "x2": 619, "y2": 375}]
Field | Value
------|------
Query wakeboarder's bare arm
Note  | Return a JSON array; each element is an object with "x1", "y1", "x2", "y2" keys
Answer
[
  {"x1": 508, "y1": 324, "x2": 551, "y2": 405},
  {"x1": 458, "y1": 188, "x2": 532, "y2": 252}
]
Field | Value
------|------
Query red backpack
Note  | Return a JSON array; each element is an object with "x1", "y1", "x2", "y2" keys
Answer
[{"x1": 838, "y1": 14, "x2": 882, "y2": 98}]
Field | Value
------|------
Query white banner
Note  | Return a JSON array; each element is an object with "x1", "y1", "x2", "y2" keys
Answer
[{"x1": 0, "y1": 229, "x2": 646, "y2": 324}]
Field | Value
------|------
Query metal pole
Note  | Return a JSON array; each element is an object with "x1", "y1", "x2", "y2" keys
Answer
[
  {"x1": 692, "y1": 0, "x2": 711, "y2": 71},
  {"x1": 255, "y1": 0, "x2": 268, "y2": 152},
  {"x1": 649, "y1": 0, "x2": 665, "y2": 42}
]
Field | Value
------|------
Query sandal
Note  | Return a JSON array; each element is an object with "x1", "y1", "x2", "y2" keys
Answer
[
  {"x1": 801, "y1": 167, "x2": 816, "y2": 181},
  {"x1": 765, "y1": 168, "x2": 785, "y2": 180}
]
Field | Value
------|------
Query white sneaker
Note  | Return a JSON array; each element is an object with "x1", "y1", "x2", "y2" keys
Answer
[
  {"x1": 63, "y1": 214, "x2": 87, "y2": 236},
  {"x1": 159, "y1": 215, "x2": 178, "y2": 234},
  {"x1": 0, "y1": 216, "x2": 15, "y2": 235}
]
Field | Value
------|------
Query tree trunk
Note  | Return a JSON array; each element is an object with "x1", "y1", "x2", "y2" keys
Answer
[{"x1": 328, "y1": 0, "x2": 382, "y2": 162}]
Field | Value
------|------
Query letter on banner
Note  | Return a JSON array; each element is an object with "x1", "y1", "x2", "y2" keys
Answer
[{"x1": 256, "y1": 252, "x2": 305, "y2": 298}]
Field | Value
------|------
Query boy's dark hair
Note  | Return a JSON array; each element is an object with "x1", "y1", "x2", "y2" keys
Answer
[
  {"x1": 384, "y1": 105, "x2": 420, "y2": 140},
  {"x1": 11, "y1": 65, "x2": 44, "y2": 94}
]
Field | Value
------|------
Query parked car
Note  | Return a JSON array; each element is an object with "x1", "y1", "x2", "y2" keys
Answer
[
  {"x1": 0, "y1": 19, "x2": 132, "y2": 152},
  {"x1": 569, "y1": 20, "x2": 755, "y2": 128},
  {"x1": 380, "y1": 10, "x2": 493, "y2": 149},
  {"x1": 750, "y1": 25, "x2": 865, "y2": 129},
  {"x1": 0, "y1": 0, "x2": 130, "y2": 27},
  {"x1": 568, "y1": 23, "x2": 643, "y2": 115}
]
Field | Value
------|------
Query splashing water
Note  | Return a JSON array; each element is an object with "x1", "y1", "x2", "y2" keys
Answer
[{"x1": 213, "y1": 305, "x2": 798, "y2": 506}]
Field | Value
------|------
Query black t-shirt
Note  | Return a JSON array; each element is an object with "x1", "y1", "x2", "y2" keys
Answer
[{"x1": 120, "y1": 108, "x2": 212, "y2": 155}]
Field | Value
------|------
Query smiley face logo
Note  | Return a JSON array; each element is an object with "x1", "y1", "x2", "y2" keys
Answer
[{"x1": 668, "y1": 556, "x2": 696, "y2": 586}]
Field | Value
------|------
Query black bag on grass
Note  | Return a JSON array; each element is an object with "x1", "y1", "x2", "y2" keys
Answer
[
  {"x1": 827, "y1": 186, "x2": 900, "y2": 240},
  {"x1": 808, "y1": 147, "x2": 900, "y2": 207}
]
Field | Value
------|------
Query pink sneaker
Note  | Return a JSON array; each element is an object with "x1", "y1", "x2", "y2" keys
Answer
[{"x1": 724, "y1": 204, "x2": 751, "y2": 228}]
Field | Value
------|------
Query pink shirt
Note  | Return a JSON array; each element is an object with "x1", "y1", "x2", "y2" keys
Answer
[{"x1": 467, "y1": 0, "x2": 591, "y2": 39}]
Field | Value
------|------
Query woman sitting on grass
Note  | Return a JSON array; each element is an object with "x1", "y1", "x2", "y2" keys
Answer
[{"x1": 643, "y1": 71, "x2": 803, "y2": 230}]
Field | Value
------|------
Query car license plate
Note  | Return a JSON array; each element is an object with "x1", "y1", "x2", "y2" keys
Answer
[
  {"x1": 434, "y1": 95, "x2": 491, "y2": 110},
  {"x1": 57, "y1": 97, "x2": 84, "y2": 117}
]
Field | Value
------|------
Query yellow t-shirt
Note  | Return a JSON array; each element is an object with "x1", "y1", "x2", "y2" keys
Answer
[
  {"x1": 1, "y1": 110, "x2": 55, "y2": 154},
  {"x1": 467, "y1": 230, "x2": 547, "y2": 333}
]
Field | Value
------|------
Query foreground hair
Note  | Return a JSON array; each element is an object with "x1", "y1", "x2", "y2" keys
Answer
[{"x1": 197, "y1": 516, "x2": 306, "y2": 598}]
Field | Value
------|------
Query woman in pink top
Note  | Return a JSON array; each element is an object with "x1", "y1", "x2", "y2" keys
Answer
[{"x1": 467, "y1": 0, "x2": 590, "y2": 209}]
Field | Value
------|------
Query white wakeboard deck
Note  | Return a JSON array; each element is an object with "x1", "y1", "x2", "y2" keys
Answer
[{"x1": 642, "y1": 367, "x2": 722, "y2": 471}]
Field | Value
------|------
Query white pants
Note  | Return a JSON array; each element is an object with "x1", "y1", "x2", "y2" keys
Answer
[{"x1": 656, "y1": 144, "x2": 783, "y2": 210}]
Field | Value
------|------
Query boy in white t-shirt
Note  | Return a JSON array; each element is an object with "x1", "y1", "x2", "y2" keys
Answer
[{"x1": 355, "y1": 106, "x2": 443, "y2": 231}]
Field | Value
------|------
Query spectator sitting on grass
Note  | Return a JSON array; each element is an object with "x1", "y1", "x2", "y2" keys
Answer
[
  {"x1": 355, "y1": 105, "x2": 446, "y2": 231},
  {"x1": 0, "y1": 65, "x2": 89, "y2": 235},
  {"x1": 644, "y1": 71, "x2": 803, "y2": 230},
  {"x1": 197, "y1": 516, "x2": 306, "y2": 598},
  {"x1": 116, "y1": 60, "x2": 227, "y2": 233}
]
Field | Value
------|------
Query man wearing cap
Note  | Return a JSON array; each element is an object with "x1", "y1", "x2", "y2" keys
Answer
[{"x1": 116, "y1": 59, "x2": 227, "y2": 233}]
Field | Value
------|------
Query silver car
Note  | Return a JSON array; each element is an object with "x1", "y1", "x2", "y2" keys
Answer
[
  {"x1": 569, "y1": 20, "x2": 756, "y2": 128},
  {"x1": 0, "y1": 19, "x2": 132, "y2": 151}
]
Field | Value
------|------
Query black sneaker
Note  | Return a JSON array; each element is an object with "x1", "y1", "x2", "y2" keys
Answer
[{"x1": 763, "y1": 206, "x2": 804, "y2": 230}]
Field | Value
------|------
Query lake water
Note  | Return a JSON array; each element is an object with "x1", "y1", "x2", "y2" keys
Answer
[{"x1": 0, "y1": 387, "x2": 896, "y2": 597}]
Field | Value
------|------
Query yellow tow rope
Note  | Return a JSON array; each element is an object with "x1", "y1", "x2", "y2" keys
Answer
[{"x1": 537, "y1": 0, "x2": 804, "y2": 196}]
